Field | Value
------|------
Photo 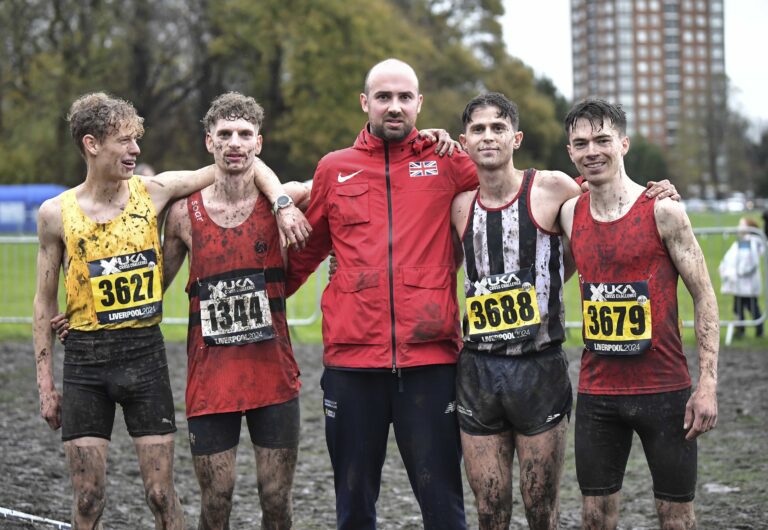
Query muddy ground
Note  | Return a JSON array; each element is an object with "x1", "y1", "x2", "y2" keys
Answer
[{"x1": 0, "y1": 339, "x2": 765, "y2": 529}]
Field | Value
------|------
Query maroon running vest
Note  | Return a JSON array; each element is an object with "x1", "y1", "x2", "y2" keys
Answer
[
  {"x1": 570, "y1": 192, "x2": 691, "y2": 395},
  {"x1": 185, "y1": 191, "x2": 300, "y2": 417}
]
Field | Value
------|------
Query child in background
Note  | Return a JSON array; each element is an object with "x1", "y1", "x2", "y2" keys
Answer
[{"x1": 719, "y1": 217, "x2": 765, "y2": 338}]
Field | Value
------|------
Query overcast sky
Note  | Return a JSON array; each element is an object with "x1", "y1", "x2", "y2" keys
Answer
[{"x1": 501, "y1": 0, "x2": 768, "y2": 130}]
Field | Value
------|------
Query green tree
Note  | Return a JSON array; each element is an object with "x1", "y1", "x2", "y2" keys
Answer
[{"x1": 625, "y1": 135, "x2": 669, "y2": 182}]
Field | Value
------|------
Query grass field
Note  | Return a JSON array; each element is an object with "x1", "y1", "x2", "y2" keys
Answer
[{"x1": 1, "y1": 210, "x2": 764, "y2": 348}]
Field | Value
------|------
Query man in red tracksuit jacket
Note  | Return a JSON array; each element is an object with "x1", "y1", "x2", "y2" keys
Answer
[{"x1": 286, "y1": 58, "x2": 478, "y2": 529}]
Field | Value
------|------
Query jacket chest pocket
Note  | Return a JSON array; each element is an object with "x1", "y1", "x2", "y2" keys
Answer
[{"x1": 330, "y1": 183, "x2": 370, "y2": 226}]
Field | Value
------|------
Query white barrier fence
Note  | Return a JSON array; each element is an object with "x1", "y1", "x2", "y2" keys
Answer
[{"x1": 0, "y1": 235, "x2": 324, "y2": 328}]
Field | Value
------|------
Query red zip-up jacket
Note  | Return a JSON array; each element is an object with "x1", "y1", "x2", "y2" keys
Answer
[{"x1": 287, "y1": 125, "x2": 478, "y2": 370}]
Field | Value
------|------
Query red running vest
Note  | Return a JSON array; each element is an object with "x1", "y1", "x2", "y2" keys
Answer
[
  {"x1": 184, "y1": 191, "x2": 300, "y2": 417},
  {"x1": 570, "y1": 192, "x2": 691, "y2": 395}
]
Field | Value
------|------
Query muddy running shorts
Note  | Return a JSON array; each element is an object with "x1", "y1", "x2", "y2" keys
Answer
[
  {"x1": 456, "y1": 346, "x2": 572, "y2": 436},
  {"x1": 187, "y1": 397, "x2": 300, "y2": 455},
  {"x1": 61, "y1": 325, "x2": 176, "y2": 441},
  {"x1": 575, "y1": 388, "x2": 697, "y2": 502}
]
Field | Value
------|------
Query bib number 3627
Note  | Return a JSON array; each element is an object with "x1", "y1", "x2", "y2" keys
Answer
[{"x1": 88, "y1": 249, "x2": 162, "y2": 324}]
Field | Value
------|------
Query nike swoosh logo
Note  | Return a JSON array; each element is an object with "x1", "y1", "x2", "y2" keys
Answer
[{"x1": 338, "y1": 170, "x2": 363, "y2": 183}]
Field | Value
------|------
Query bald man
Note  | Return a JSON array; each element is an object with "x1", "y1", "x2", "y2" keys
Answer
[{"x1": 286, "y1": 59, "x2": 478, "y2": 529}]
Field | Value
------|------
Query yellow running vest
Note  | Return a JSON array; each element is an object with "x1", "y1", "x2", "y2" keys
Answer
[{"x1": 61, "y1": 176, "x2": 163, "y2": 330}]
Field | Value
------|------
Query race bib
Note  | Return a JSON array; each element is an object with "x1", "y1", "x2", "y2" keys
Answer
[
  {"x1": 581, "y1": 280, "x2": 652, "y2": 355},
  {"x1": 199, "y1": 272, "x2": 274, "y2": 346},
  {"x1": 465, "y1": 268, "x2": 541, "y2": 343},
  {"x1": 88, "y1": 249, "x2": 162, "y2": 324}
]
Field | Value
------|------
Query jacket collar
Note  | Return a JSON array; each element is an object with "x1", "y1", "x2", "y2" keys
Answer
[{"x1": 353, "y1": 124, "x2": 430, "y2": 161}]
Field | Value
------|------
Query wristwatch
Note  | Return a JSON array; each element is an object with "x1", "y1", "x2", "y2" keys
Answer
[{"x1": 272, "y1": 194, "x2": 294, "y2": 215}]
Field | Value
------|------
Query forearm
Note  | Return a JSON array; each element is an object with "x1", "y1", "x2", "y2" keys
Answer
[
  {"x1": 32, "y1": 298, "x2": 57, "y2": 393},
  {"x1": 150, "y1": 165, "x2": 216, "y2": 202},
  {"x1": 693, "y1": 292, "x2": 719, "y2": 387},
  {"x1": 253, "y1": 157, "x2": 287, "y2": 204}
]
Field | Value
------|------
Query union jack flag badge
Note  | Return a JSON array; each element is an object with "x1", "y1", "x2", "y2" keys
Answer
[{"x1": 409, "y1": 160, "x2": 438, "y2": 177}]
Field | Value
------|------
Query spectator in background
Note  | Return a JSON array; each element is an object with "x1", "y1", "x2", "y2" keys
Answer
[
  {"x1": 135, "y1": 163, "x2": 156, "y2": 176},
  {"x1": 762, "y1": 210, "x2": 768, "y2": 239},
  {"x1": 719, "y1": 217, "x2": 765, "y2": 338}
]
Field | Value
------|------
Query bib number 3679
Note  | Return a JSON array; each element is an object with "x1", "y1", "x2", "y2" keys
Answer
[{"x1": 581, "y1": 280, "x2": 652, "y2": 355}]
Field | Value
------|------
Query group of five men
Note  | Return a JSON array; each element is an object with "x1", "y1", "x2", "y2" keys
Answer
[{"x1": 33, "y1": 58, "x2": 718, "y2": 530}]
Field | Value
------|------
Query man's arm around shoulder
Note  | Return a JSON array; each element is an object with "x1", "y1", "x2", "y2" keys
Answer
[
  {"x1": 655, "y1": 199, "x2": 719, "y2": 441},
  {"x1": 162, "y1": 198, "x2": 192, "y2": 292},
  {"x1": 536, "y1": 170, "x2": 583, "y2": 212},
  {"x1": 142, "y1": 165, "x2": 216, "y2": 212}
]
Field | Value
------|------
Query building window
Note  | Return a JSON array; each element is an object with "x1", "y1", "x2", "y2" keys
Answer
[
  {"x1": 619, "y1": 76, "x2": 634, "y2": 91},
  {"x1": 619, "y1": 62, "x2": 633, "y2": 75}
]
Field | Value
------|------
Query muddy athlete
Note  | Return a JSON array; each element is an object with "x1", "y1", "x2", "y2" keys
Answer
[
  {"x1": 285, "y1": 59, "x2": 477, "y2": 530},
  {"x1": 560, "y1": 99, "x2": 719, "y2": 530},
  {"x1": 33, "y1": 92, "x2": 307, "y2": 530},
  {"x1": 162, "y1": 92, "x2": 310, "y2": 530},
  {"x1": 449, "y1": 93, "x2": 580, "y2": 530}
]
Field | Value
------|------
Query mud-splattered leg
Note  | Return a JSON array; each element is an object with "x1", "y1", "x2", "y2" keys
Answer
[
  {"x1": 461, "y1": 430, "x2": 515, "y2": 530},
  {"x1": 192, "y1": 446, "x2": 237, "y2": 530},
  {"x1": 65, "y1": 437, "x2": 109, "y2": 530},
  {"x1": 656, "y1": 499, "x2": 696, "y2": 530},
  {"x1": 515, "y1": 419, "x2": 568, "y2": 529},
  {"x1": 254, "y1": 445, "x2": 298, "y2": 530},
  {"x1": 134, "y1": 434, "x2": 184, "y2": 530},
  {"x1": 583, "y1": 493, "x2": 620, "y2": 530}
]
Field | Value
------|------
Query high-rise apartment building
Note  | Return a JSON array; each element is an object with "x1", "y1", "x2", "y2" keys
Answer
[{"x1": 571, "y1": 0, "x2": 726, "y2": 151}]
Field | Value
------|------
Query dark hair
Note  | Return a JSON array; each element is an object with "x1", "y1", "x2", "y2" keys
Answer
[
  {"x1": 202, "y1": 92, "x2": 264, "y2": 132},
  {"x1": 461, "y1": 92, "x2": 519, "y2": 130},
  {"x1": 67, "y1": 92, "x2": 144, "y2": 157},
  {"x1": 564, "y1": 98, "x2": 627, "y2": 137}
]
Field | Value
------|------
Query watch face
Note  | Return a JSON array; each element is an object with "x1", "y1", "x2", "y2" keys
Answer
[{"x1": 277, "y1": 196, "x2": 290, "y2": 207}]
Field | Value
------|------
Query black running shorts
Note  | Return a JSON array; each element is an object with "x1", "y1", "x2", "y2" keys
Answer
[
  {"x1": 456, "y1": 346, "x2": 573, "y2": 436},
  {"x1": 187, "y1": 397, "x2": 300, "y2": 456},
  {"x1": 575, "y1": 388, "x2": 697, "y2": 502},
  {"x1": 62, "y1": 325, "x2": 176, "y2": 441}
]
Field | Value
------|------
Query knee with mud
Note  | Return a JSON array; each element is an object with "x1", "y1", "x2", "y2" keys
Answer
[
  {"x1": 202, "y1": 484, "x2": 235, "y2": 517},
  {"x1": 144, "y1": 483, "x2": 175, "y2": 516},
  {"x1": 257, "y1": 480, "x2": 292, "y2": 529},
  {"x1": 74, "y1": 485, "x2": 107, "y2": 521}
]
